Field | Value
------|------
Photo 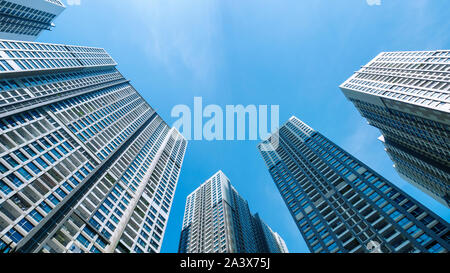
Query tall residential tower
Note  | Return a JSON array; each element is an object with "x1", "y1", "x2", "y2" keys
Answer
[
  {"x1": 0, "y1": 39, "x2": 187, "y2": 253},
  {"x1": 340, "y1": 50, "x2": 450, "y2": 207},
  {"x1": 0, "y1": 0, "x2": 66, "y2": 41},
  {"x1": 179, "y1": 171, "x2": 287, "y2": 253},
  {"x1": 258, "y1": 116, "x2": 449, "y2": 253},
  {"x1": 253, "y1": 213, "x2": 289, "y2": 253}
]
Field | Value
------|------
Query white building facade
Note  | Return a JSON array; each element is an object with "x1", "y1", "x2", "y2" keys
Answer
[
  {"x1": 0, "y1": 39, "x2": 187, "y2": 253},
  {"x1": 273, "y1": 232, "x2": 289, "y2": 253},
  {"x1": 340, "y1": 50, "x2": 450, "y2": 207},
  {"x1": 179, "y1": 171, "x2": 286, "y2": 253},
  {"x1": 0, "y1": 0, "x2": 65, "y2": 41}
]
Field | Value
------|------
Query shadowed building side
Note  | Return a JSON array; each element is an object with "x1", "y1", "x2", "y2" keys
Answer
[
  {"x1": 340, "y1": 50, "x2": 450, "y2": 207},
  {"x1": 258, "y1": 116, "x2": 449, "y2": 253}
]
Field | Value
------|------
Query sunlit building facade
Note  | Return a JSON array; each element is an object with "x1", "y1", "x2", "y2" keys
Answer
[
  {"x1": 0, "y1": 39, "x2": 187, "y2": 253},
  {"x1": 340, "y1": 50, "x2": 450, "y2": 207},
  {"x1": 273, "y1": 231, "x2": 289, "y2": 253},
  {"x1": 0, "y1": 0, "x2": 65, "y2": 41},
  {"x1": 258, "y1": 116, "x2": 449, "y2": 253},
  {"x1": 179, "y1": 171, "x2": 286, "y2": 253}
]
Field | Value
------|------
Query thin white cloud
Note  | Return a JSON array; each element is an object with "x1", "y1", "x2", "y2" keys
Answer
[
  {"x1": 123, "y1": 0, "x2": 222, "y2": 84},
  {"x1": 391, "y1": 0, "x2": 450, "y2": 49},
  {"x1": 344, "y1": 123, "x2": 374, "y2": 154}
]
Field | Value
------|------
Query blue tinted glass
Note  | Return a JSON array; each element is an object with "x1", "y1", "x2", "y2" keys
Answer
[
  {"x1": 48, "y1": 194, "x2": 60, "y2": 205},
  {"x1": 0, "y1": 163, "x2": 8, "y2": 173},
  {"x1": 62, "y1": 182, "x2": 73, "y2": 192},
  {"x1": 32, "y1": 142, "x2": 45, "y2": 152},
  {"x1": 77, "y1": 234, "x2": 90, "y2": 248},
  {"x1": 39, "y1": 202, "x2": 52, "y2": 213},
  {"x1": 96, "y1": 238, "x2": 107, "y2": 248},
  {"x1": 39, "y1": 139, "x2": 52, "y2": 148},
  {"x1": 0, "y1": 180, "x2": 13, "y2": 195},
  {"x1": 7, "y1": 173, "x2": 23, "y2": 187},
  {"x1": 50, "y1": 149, "x2": 62, "y2": 159},
  {"x1": 30, "y1": 209, "x2": 44, "y2": 222},
  {"x1": 23, "y1": 146, "x2": 37, "y2": 157},
  {"x1": 18, "y1": 218, "x2": 34, "y2": 232},
  {"x1": 3, "y1": 155, "x2": 19, "y2": 168},
  {"x1": 36, "y1": 158, "x2": 49, "y2": 169},
  {"x1": 6, "y1": 228, "x2": 23, "y2": 243},
  {"x1": 57, "y1": 145, "x2": 68, "y2": 155},
  {"x1": 18, "y1": 168, "x2": 33, "y2": 181},
  {"x1": 83, "y1": 226, "x2": 96, "y2": 238},
  {"x1": 14, "y1": 151, "x2": 28, "y2": 162},
  {"x1": 56, "y1": 188, "x2": 67, "y2": 198},
  {"x1": 90, "y1": 246, "x2": 101, "y2": 253},
  {"x1": 43, "y1": 153, "x2": 56, "y2": 164},
  {"x1": 27, "y1": 162, "x2": 41, "y2": 175},
  {"x1": 89, "y1": 218, "x2": 101, "y2": 229}
]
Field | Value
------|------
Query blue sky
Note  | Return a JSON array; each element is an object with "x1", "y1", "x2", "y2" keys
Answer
[{"x1": 39, "y1": 0, "x2": 450, "y2": 253}]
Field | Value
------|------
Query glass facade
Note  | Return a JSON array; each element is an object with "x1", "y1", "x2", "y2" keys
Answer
[
  {"x1": 258, "y1": 116, "x2": 449, "y2": 253},
  {"x1": 0, "y1": 39, "x2": 187, "y2": 253},
  {"x1": 340, "y1": 50, "x2": 450, "y2": 207}
]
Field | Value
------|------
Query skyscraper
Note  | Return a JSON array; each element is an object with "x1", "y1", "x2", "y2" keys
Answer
[
  {"x1": 339, "y1": 50, "x2": 450, "y2": 207},
  {"x1": 0, "y1": 39, "x2": 187, "y2": 253},
  {"x1": 178, "y1": 170, "x2": 286, "y2": 253},
  {"x1": 0, "y1": 0, "x2": 66, "y2": 41},
  {"x1": 253, "y1": 213, "x2": 289, "y2": 253},
  {"x1": 258, "y1": 116, "x2": 449, "y2": 253},
  {"x1": 273, "y1": 231, "x2": 289, "y2": 253}
]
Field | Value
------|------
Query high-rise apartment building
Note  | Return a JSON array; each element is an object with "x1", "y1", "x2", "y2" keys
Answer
[
  {"x1": 258, "y1": 116, "x2": 449, "y2": 253},
  {"x1": 178, "y1": 171, "x2": 286, "y2": 253},
  {"x1": 0, "y1": 39, "x2": 187, "y2": 253},
  {"x1": 253, "y1": 213, "x2": 289, "y2": 253},
  {"x1": 273, "y1": 231, "x2": 289, "y2": 253},
  {"x1": 0, "y1": 0, "x2": 66, "y2": 41},
  {"x1": 339, "y1": 50, "x2": 450, "y2": 207}
]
